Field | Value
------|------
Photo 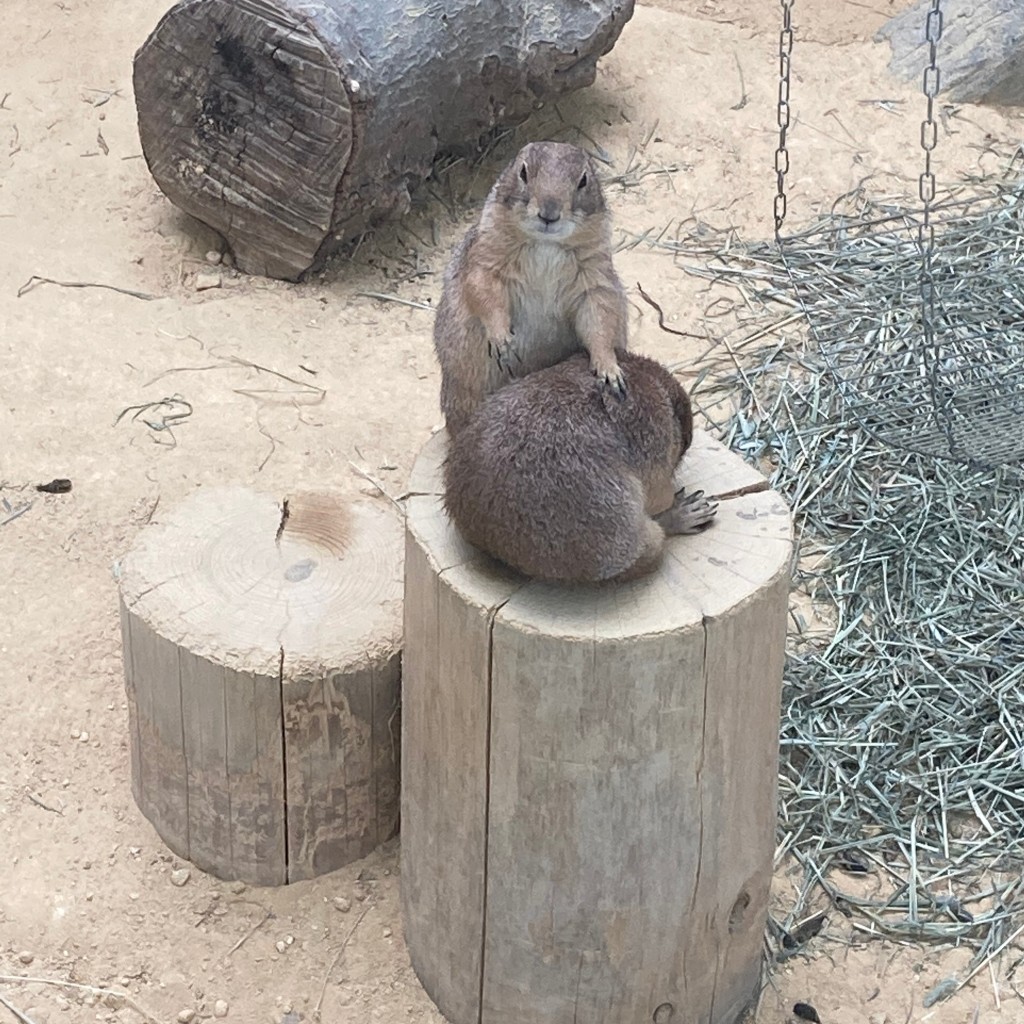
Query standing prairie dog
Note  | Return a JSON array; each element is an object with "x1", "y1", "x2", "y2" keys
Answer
[
  {"x1": 443, "y1": 351, "x2": 717, "y2": 584},
  {"x1": 433, "y1": 141, "x2": 629, "y2": 437}
]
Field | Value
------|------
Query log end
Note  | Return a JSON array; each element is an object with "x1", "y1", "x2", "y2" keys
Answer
[
  {"x1": 406, "y1": 427, "x2": 791, "y2": 624},
  {"x1": 133, "y1": 0, "x2": 353, "y2": 280}
]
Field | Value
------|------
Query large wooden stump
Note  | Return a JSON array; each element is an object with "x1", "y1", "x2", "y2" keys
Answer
[
  {"x1": 401, "y1": 430, "x2": 793, "y2": 1024},
  {"x1": 118, "y1": 487, "x2": 403, "y2": 886},
  {"x1": 132, "y1": 0, "x2": 636, "y2": 280}
]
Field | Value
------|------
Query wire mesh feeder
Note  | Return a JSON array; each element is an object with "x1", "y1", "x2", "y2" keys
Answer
[
  {"x1": 769, "y1": 0, "x2": 1024, "y2": 469},
  {"x1": 777, "y1": 173, "x2": 1024, "y2": 468}
]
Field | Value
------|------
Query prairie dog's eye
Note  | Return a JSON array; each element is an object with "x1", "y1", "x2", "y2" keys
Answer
[
  {"x1": 577, "y1": 173, "x2": 588, "y2": 190},
  {"x1": 519, "y1": 164, "x2": 528, "y2": 184}
]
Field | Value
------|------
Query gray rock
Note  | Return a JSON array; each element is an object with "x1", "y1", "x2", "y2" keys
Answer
[{"x1": 877, "y1": 0, "x2": 1024, "y2": 106}]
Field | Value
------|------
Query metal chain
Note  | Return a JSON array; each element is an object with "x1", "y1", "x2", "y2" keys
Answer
[
  {"x1": 918, "y1": 0, "x2": 943, "y2": 258},
  {"x1": 917, "y1": 0, "x2": 956, "y2": 454},
  {"x1": 774, "y1": 0, "x2": 795, "y2": 238},
  {"x1": 775, "y1": 0, "x2": 946, "y2": 242},
  {"x1": 771, "y1": 0, "x2": 958, "y2": 456}
]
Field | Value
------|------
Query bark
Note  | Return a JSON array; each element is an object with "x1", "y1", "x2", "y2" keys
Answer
[{"x1": 133, "y1": 0, "x2": 635, "y2": 280}]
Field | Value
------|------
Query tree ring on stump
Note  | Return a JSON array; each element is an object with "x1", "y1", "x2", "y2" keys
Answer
[
  {"x1": 118, "y1": 487, "x2": 402, "y2": 885},
  {"x1": 133, "y1": 0, "x2": 353, "y2": 280}
]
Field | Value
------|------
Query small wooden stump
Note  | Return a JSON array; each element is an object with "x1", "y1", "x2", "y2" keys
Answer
[
  {"x1": 118, "y1": 487, "x2": 403, "y2": 886},
  {"x1": 401, "y1": 430, "x2": 793, "y2": 1024}
]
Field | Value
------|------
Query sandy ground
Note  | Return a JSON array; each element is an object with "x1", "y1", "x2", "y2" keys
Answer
[{"x1": 2, "y1": 1, "x2": 1022, "y2": 1022}]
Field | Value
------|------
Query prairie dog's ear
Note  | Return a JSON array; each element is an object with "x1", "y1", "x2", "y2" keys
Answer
[{"x1": 495, "y1": 143, "x2": 537, "y2": 207}]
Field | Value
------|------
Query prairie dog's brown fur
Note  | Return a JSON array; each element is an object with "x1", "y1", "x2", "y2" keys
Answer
[
  {"x1": 443, "y1": 351, "x2": 717, "y2": 584},
  {"x1": 434, "y1": 141, "x2": 629, "y2": 437}
]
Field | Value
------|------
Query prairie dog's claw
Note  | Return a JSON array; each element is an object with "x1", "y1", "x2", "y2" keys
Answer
[
  {"x1": 487, "y1": 332, "x2": 518, "y2": 373},
  {"x1": 593, "y1": 361, "x2": 627, "y2": 397}
]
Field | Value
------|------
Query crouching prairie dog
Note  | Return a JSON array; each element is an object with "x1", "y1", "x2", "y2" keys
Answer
[
  {"x1": 433, "y1": 140, "x2": 629, "y2": 437},
  {"x1": 443, "y1": 351, "x2": 717, "y2": 584}
]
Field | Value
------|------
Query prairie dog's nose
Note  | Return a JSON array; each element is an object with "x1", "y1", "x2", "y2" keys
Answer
[{"x1": 538, "y1": 199, "x2": 562, "y2": 225}]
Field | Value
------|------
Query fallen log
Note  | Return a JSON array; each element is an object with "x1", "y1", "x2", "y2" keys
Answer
[{"x1": 133, "y1": 0, "x2": 635, "y2": 280}]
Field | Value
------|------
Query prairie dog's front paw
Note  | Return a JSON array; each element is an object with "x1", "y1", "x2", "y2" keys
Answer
[
  {"x1": 591, "y1": 354, "x2": 626, "y2": 396},
  {"x1": 487, "y1": 329, "x2": 518, "y2": 373}
]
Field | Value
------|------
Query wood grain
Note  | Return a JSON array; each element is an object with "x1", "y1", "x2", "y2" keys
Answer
[{"x1": 401, "y1": 495, "x2": 523, "y2": 1023}]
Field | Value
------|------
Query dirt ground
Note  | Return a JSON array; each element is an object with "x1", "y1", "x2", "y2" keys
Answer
[{"x1": 2, "y1": 1, "x2": 1022, "y2": 1022}]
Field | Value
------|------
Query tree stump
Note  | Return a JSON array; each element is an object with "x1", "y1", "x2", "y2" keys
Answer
[
  {"x1": 132, "y1": 0, "x2": 636, "y2": 280},
  {"x1": 879, "y1": 0, "x2": 1024, "y2": 106},
  {"x1": 118, "y1": 487, "x2": 403, "y2": 886},
  {"x1": 401, "y1": 430, "x2": 793, "y2": 1024}
]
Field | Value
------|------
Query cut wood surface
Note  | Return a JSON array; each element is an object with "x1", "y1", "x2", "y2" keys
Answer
[
  {"x1": 133, "y1": 0, "x2": 636, "y2": 280},
  {"x1": 879, "y1": 0, "x2": 1024, "y2": 106},
  {"x1": 119, "y1": 487, "x2": 403, "y2": 885},
  {"x1": 401, "y1": 429, "x2": 793, "y2": 1024}
]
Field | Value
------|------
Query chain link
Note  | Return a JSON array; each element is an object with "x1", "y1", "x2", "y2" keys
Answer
[
  {"x1": 771, "y1": 0, "x2": 954, "y2": 451},
  {"x1": 918, "y1": 0, "x2": 943, "y2": 257},
  {"x1": 774, "y1": 0, "x2": 795, "y2": 236},
  {"x1": 917, "y1": 0, "x2": 953, "y2": 450}
]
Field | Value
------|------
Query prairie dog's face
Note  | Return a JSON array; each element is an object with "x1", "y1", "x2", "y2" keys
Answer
[{"x1": 495, "y1": 141, "x2": 606, "y2": 243}]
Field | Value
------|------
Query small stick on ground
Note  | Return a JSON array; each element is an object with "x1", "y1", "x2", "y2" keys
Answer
[
  {"x1": 25, "y1": 792, "x2": 63, "y2": 815},
  {"x1": 0, "y1": 991, "x2": 38, "y2": 1024},
  {"x1": 147, "y1": 355, "x2": 327, "y2": 404},
  {"x1": 114, "y1": 396, "x2": 193, "y2": 447},
  {"x1": 731, "y1": 52, "x2": 748, "y2": 110},
  {"x1": 16, "y1": 275, "x2": 161, "y2": 301},
  {"x1": 1, "y1": 502, "x2": 34, "y2": 527},
  {"x1": 348, "y1": 461, "x2": 406, "y2": 518},
  {"x1": 0, "y1": 977, "x2": 160, "y2": 1024},
  {"x1": 226, "y1": 909, "x2": 274, "y2": 956},
  {"x1": 255, "y1": 408, "x2": 280, "y2": 473},
  {"x1": 355, "y1": 291, "x2": 432, "y2": 311},
  {"x1": 636, "y1": 281, "x2": 705, "y2": 339},
  {"x1": 313, "y1": 905, "x2": 371, "y2": 1021},
  {"x1": 82, "y1": 87, "x2": 123, "y2": 107}
]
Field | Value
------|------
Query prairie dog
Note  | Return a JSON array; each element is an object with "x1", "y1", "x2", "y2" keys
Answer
[
  {"x1": 433, "y1": 141, "x2": 629, "y2": 437},
  {"x1": 443, "y1": 351, "x2": 717, "y2": 584}
]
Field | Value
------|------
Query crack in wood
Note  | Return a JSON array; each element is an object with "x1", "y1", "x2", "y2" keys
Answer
[
  {"x1": 278, "y1": 643, "x2": 290, "y2": 878},
  {"x1": 275, "y1": 497, "x2": 290, "y2": 545}
]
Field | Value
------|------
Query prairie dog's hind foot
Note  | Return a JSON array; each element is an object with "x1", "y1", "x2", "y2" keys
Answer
[{"x1": 655, "y1": 487, "x2": 718, "y2": 535}]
